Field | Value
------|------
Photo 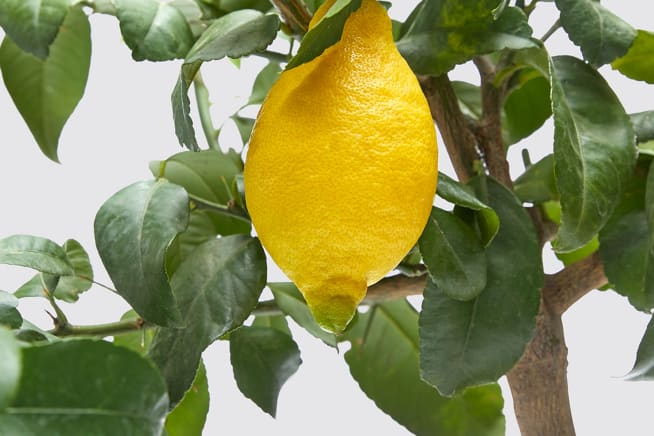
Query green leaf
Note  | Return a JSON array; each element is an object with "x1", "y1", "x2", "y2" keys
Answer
[
  {"x1": 419, "y1": 208, "x2": 486, "y2": 301},
  {"x1": 612, "y1": 30, "x2": 654, "y2": 84},
  {"x1": 171, "y1": 10, "x2": 279, "y2": 149},
  {"x1": 397, "y1": 3, "x2": 535, "y2": 75},
  {"x1": 0, "y1": 328, "x2": 21, "y2": 410},
  {"x1": 0, "y1": 340, "x2": 168, "y2": 435},
  {"x1": 513, "y1": 154, "x2": 558, "y2": 204},
  {"x1": 248, "y1": 61, "x2": 281, "y2": 105},
  {"x1": 230, "y1": 326, "x2": 301, "y2": 417},
  {"x1": 627, "y1": 314, "x2": 654, "y2": 380},
  {"x1": 503, "y1": 74, "x2": 551, "y2": 145},
  {"x1": 343, "y1": 300, "x2": 505, "y2": 436},
  {"x1": 113, "y1": 310, "x2": 154, "y2": 355},
  {"x1": 0, "y1": 292, "x2": 22, "y2": 330},
  {"x1": 94, "y1": 180, "x2": 189, "y2": 327},
  {"x1": 253, "y1": 314, "x2": 292, "y2": 336},
  {"x1": 436, "y1": 173, "x2": 499, "y2": 246},
  {"x1": 599, "y1": 164, "x2": 654, "y2": 311},
  {"x1": 183, "y1": 10, "x2": 280, "y2": 78},
  {"x1": 268, "y1": 282, "x2": 337, "y2": 347},
  {"x1": 171, "y1": 72, "x2": 199, "y2": 151},
  {"x1": 550, "y1": 55, "x2": 636, "y2": 252},
  {"x1": 420, "y1": 177, "x2": 542, "y2": 396},
  {"x1": 630, "y1": 111, "x2": 654, "y2": 144},
  {"x1": 164, "y1": 362, "x2": 209, "y2": 436},
  {"x1": 148, "y1": 236, "x2": 266, "y2": 405},
  {"x1": 231, "y1": 115, "x2": 256, "y2": 145},
  {"x1": 0, "y1": 6, "x2": 91, "y2": 162},
  {"x1": 286, "y1": 0, "x2": 362, "y2": 69},
  {"x1": 0, "y1": 235, "x2": 72, "y2": 275},
  {"x1": 555, "y1": 0, "x2": 636, "y2": 66},
  {"x1": 0, "y1": 0, "x2": 69, "y2": 59},
  {"x1": 114, "y1": 0, "x2": 193, "y2": 61}
]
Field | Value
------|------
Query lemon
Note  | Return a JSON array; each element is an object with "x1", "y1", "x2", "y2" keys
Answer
[{"x1": 244, "y1": 0, "x2": 438, "y2": 333}]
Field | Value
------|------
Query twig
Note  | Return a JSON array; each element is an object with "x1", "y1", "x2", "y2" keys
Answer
[
  {"x1": 51, "y1": 317, "x2": 147, "y2": 337},
  {"x1": 541, "y1": 19, "x2": 562, "y2": 43},
  {"x1": 270, "y1": 0, "x2": 312, "y2": 34},
  {"x1": 188, "y1": 194, "x2": 251, "y2": 222},
  {"x1": 193, "y1": 72, "x2": 220, "y2": 150}
]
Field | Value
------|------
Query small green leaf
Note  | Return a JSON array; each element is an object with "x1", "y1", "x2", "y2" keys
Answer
[
  {"x1": 171, "y1": 72, "x2": 199, "y2": 151},
  {"x1": 599, "y1": 164, "x2": 654, "y2": 311},
  {"x1": 436, "y1": 173, "x2": 499, "y2": 246},
  {"x1": 94, "y1": 180, "x2": 189, "y2": 327},
  {"x1": 631, "y1": 111, "x2": 654, "y2": 144},
  {"x1": 112, "y1": 310, "x2": 154, "y2": 355},
  {"x1": 613, "y1": 30, "x2": 654, "y2": 84},
  {"x1": 231, "y1": 115, "x2": 255, "y2": 144},
  {"x1": 397, "y1": 3, "x2": 535, "y2": 75},
  {"x1": 253, "y1": 314, "x2": 292, "y2": 336},
  {"x1": 164, "y1": 362, "x2": 209, "y2": 436},
  {"x1": 0, "y1": 6, "x2": 91, "y2": 162},
  {"x1": 555, "y1": 0, "x2": 636, "y2": 66},
  {"x1": 419, "y1": 208, "x2": 486, "y2": 301},
  {"x1": 248, "y1": 61, "x2": 281, "y2": 105},
  {"x1": 0, "y1": 328, "x2": 21, "y2": 410},
  {"x1": 550, "y1": 55, "x2": 636, "y2": 252},
  {"x1": 268, "y1": 282, "x2": 337, "y2": 347},
  {"x1": 114, "y1": 0, "x2": 193, "y2": 61},
  {"x1": 0, "y1": 0, "x2": 69, "y2": 59},
  {"x1": 286, "y1": 0, "x2": 362, "y2": 69},
  {"x1": 230, "y1": 326, "x2": 301, "y2": 417},
  {"x1": 148, "y1": 236, "x2": 266, "y2": 405},
  {"x1": 0, "y1": 292, "x2": 21, "y2": 330},
  {"x1": 625, "y1": 314, "x2": 654, "y2": 380},
  {"x1": 0, "y1": 340, "x2": 168, "y2": 435},
  {"x1": 503, "y1": 74, "x2": 551, "y2": 145},
  {"x1": 343, "y1": 300, "x2": 505, "y2": 436},
  {"x1": 420, "y1": 177, "x2": 542, "y2": 396},
  {"x1": 0, "y1": 235, "x2": 72, "y2": 275},
  {"x1": 513, "y1": 154, "x2": 558, "y2": 203}
]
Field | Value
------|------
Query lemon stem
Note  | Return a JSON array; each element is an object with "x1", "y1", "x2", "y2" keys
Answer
[{"x1": 270, "y1": 0, "x2": 312, "y2": 34}]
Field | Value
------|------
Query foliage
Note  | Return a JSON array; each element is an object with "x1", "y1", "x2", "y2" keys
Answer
[{"x1": 0, "y1": 0, "x2": 653, "y2": 435}]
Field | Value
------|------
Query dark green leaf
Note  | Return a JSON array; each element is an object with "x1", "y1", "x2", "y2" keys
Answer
[
  {"x1": 115, "y1": 0, "x2": 193, "y2": 61},
  {"x1": 113, "y1": 310, "x2": 154, "y2": 355},
  {"x1": 503, "y1": 74, "x2": 551, "y2": 145},
  {"x1": 218, "y1": 0, "x2": 272, "y2": 13},
  {"x1": 0, "y1": 6, "x2": 91, "y2": 162},
  {"x1": 436, "y1": 173, "x2": 499, "y2": 246},
  {"x1": 0, "y1": 292, "x2": 21, "y2": 330},
  {"x1": 230, "y1": 326, "x2": 301, "y2": 417},
  {"x1": 0, "y1": 235, "x2": 72, "y2": 275},
  {"x1": 94, "y1": 180, "x2": 189, "y2": 327},
  {"x1": 183, "y1": 10, "x2": 280, "y2": 76},
  {"x1": 550, "y1": 55, "x2": 636, "y2": 252},
  {"x1": 555, "y1": 0, "x2": 636, "y2": 66},
  {"x1": 0, "y1": 0, "x2": 69, "y2": 59},
  {"x1": 612, "y1": 30, "x2": 654, "y2": 84},
  {"x1": 631, "y1": 111, "x2": 654, "y2": 144},
  {"x1": 286, "y1": 0, "x2": 362, "y2": 69},
  {"x1": 268, "y1": 282, "x2": 337, "y2": 347},
  {"x1": 599, "y1": 164, "x2": 654, "y2": 311},
  {"x1": 164, "y1": 362, "x2": 209, "y2": 436},
  {"x1": 419, "y1": 208, "x2": 486, "y2": 301},
  {"x1": 420, "y1": 177, "x2": 542, "y2": 396},
  {"x1": 397, "y1": 3, "x2": 535, "y2": 75},
  {"x1": 343, "y1": 300, "x2": 505, "y2": 436},
  {"x1": 148, "y1": 236, "x2": 266, "y2": 405},
  {"x1": 513, "y1": 154, "x2": 558, "y2": 203},
  {"x1": 0, "y1": 340, "x2": 168, "y2": 435},
  {"x1": 0, "y1": 328, "x2": 20, "y2": 410},
  {"x1": 253, "y1": 314, "x2": 292, "y2": 336},
  {"x1": 171, "y1": 72, "x2": 199, "y2": 151},
  {"x1": 248, "y1": 61, "x2": 281, "y2": 105},
  {"x1": 625, "y1": 314, "x2": 654, "y2": 380}
]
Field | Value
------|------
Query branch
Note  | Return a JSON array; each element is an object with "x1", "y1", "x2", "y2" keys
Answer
[
  {"x1": 270, "y1": 0, "x2": 312, "y2": 34},
  {"x1": 51, "y1": 317, "x2": 147, "y2": 337},
  {"x1": 188, "y1": 194, "x2": 251, "y2": 222},
  {"x1": 193, "y1": 72, "x2": 220, "y2": 150},
  {"x1": 419, "y1": 75, "x2": 479, "y2": 182},
  {"x1": 542, "y1": 252, "x2": 607, "y2": 315},
  {"x1": 474, "y1": 56, "x2": 513, "y2": 188}
]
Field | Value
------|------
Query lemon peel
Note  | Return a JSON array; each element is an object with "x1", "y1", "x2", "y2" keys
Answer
[{"x1": 244, "y1": 0, "x2": 438, "y2": 333}]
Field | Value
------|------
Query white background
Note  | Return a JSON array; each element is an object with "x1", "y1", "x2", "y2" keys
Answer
[{"x1": 1, "y1": 1, "x2": 653, "y2": 435}]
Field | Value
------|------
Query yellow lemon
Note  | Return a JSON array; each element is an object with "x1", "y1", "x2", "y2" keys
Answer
[{"x1": 244, "y1": 0, "x2": 438, "y2": 333}]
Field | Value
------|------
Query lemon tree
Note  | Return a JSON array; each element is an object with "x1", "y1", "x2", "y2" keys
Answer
[{"x1": 0, "y1": 1, "x2": 653, "y2": 435}]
